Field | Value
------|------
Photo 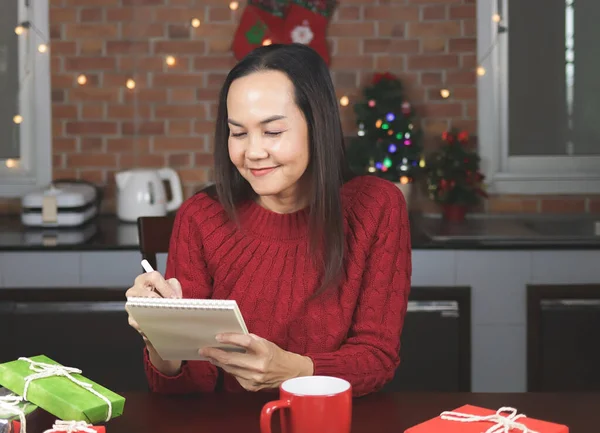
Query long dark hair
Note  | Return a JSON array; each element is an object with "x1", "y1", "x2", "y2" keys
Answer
[{"x1": 212, "y1": 43, "x2": 353, "y2": 294}]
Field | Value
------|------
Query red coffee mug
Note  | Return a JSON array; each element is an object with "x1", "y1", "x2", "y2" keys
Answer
[{"x1": 260, "y1": 376, "x2": 352, "y2": 433}]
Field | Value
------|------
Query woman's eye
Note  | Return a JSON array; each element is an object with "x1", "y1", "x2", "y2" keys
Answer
[
  {"x1": 231, "y1": 132, "x2": 246, "y2": 138},
  {"x1": 265, "y1": 131, "x2": 282, "y2": 137}
]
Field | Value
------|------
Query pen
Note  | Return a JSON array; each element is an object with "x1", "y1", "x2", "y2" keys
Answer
[{"x1": 141, "y1": 259, "x2": 154, "y2": 273}]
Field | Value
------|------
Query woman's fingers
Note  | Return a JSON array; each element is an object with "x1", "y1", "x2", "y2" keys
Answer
[
  {"x1": 142, "y1": 271, "x2": 178, "y2": 298},
  {"x1": 126, "y1": 272, "x2": 181, "y2": 299},
  {"x1": 166, "y1": 278, "x2": 183, "y2": 298}
]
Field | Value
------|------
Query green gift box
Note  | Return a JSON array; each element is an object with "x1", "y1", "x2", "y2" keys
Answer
[{"x1": 0, "y1": 355, "x2": 125, "y2": 424}]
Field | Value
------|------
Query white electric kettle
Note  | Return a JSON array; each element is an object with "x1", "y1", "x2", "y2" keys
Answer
[{"x1": 115, "y1": 168, "x2": 183, "y2": 222}]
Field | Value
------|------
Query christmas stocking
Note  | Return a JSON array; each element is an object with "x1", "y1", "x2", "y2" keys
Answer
[
  {"x1": 232, "y1": 0, "x2": 289, "y2": 60},
  {"x1": 282, "y1": 0, "x2": 337, "y2": 65}
]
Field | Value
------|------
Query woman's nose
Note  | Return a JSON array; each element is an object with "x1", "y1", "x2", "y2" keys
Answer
[{"x1": 246, "y1": 134, "x2": 269, "y2": 159}]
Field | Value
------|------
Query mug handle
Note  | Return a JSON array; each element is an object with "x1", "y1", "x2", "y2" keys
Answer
[{"x1": 260, "y1": 399, "x2": 291, "y2": 433}]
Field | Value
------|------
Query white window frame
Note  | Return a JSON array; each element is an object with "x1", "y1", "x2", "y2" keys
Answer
[
  {"x1": 477, "y1": 0, "x2": 600, "y2": 195},
  {"x1": 0, "y1": 0, "x2": 51, "y2": 198}
]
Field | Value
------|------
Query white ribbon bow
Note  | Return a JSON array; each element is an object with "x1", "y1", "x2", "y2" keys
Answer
[
  {"x1": 43, "y1": 420, "x2": 96, "y2": 433},
  {"x1": 0, "y1": 395, "x2": 26, "y2": 433},
  {"x1": 440, "y1": 406, "x2": 540, "y2": 433},
  {"x1": 18, "y1": 358, "x2": 112, "y2": 422}
]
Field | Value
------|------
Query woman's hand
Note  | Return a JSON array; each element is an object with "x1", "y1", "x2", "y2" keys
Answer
[
  {"x1": 200, "y1": 333, "x2": 314, "y2": 391},
  {"x1": 125, "y1": 271, "x2": 184, "y2": 376}
]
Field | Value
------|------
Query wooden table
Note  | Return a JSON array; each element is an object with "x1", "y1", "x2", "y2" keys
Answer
[{"x1": 106, "y1": 392, "x2": 600, "y2": 432}]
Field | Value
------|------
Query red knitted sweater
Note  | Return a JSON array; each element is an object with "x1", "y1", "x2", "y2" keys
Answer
[{"x1": 143, "y1": 175, "x2": 411, "y2": 397}]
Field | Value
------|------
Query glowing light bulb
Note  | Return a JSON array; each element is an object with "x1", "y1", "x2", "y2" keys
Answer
[
  {"x1": 38, "y1": 44, "x2": 48, "y2": 53},
  {"x1": 15, "y1": 26, "x2": 25, "y2": 35},
  {"x1": 191, "y1": 18, "x2": 201, "y2": 28},
  {"x1": 126, "y1": 79, "x2": 136, "y2": 89},
  {"x1": 492, "y1": 13, "x2": 501, "y2": 23},
  {"x1": 339, "y1": 96, "x2": 349, "y2": 106},
  {"x1": 166, "y1": 55, "x2": 176, "y2": 66},
  {"x1": 375, "y1": 119, "x2": 382, "y2": 128},
  {"x1": 440, "y1": 89, "x2": 450, "y2": 98},
  {"x1": 477, "y1": 66, "x2": 486, "y2": 76},
  {"x1": 13, "y1": 115, "x2": 23, "y2": 124},
  {"x1": 262, "y1": 39, "x2": 272, "y2": 46},
  {"x1": 77, "y1": 74, "x2": 87, "y2": 85},
  {"x1": 6, "y1": 159, "x2": 17, "y2": 168},
  {"x1": 400, "y1": 176, "x2": 410, "y2": 185},
  {"x1": 419, "y1": 157, "x2": 426, "y2": 168},
  {"x1": 229, "y1": 1, "x2": 239, "y2": 10}
]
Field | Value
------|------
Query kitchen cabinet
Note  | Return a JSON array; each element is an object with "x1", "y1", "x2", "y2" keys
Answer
[
  {"x1": 0, "y1": 286, "x2": 471, "y2": 393},
  {"x1": 383, "y1": 286, "x2": 471, "y2": 392},
  {"x1": 527, "y1": 284, "x2": 600, "y2": 392},
  {"x1": 2, "y1": 215, "x2": 599, "y2": 393}
]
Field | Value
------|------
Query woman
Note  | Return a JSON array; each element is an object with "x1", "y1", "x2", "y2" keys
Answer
[{"x1": 126, "y1": 43, "x2": 411, "y2": 397}]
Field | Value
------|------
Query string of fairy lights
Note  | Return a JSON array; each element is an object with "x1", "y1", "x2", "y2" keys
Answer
[
  {"x1": 8, "y1": 1, "x2": 240, "y2": 122},
  {"x1": 338, "y1": 9, "x2": 506, "y2": 106},
  {"x1": 6, "y1": 1, "x2": 502, "y2": 169}
]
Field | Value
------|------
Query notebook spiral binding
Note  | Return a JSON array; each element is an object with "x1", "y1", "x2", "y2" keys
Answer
[{"x1": 126, "y1": 297, "x2": 237, "y2": 310}]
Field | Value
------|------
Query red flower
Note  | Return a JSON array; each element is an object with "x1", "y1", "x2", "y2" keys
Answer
[
  {"x1": 372, "y1": 72, "x2": 396, "y2": 84},
  {"x1": 442, "y1": 130, "x2": 457, "y2": 144}
]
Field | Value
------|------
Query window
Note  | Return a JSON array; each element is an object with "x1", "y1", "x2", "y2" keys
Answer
[
  {"x1": 477, "y1": 0, "x2": 600, "y2": 194},
  {"x1": 0, "y1": 0, "x2": 51, "y2": 197}
]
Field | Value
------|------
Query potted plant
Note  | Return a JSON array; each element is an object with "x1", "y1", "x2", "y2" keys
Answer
[{"x1": 425, "y1": 129, "x2": 487, "y2": 222}]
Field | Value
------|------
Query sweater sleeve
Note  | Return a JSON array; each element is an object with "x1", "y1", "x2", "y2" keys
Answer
[
  {"x1": 305, "y1": 184, "x2": 411, "y2": 397},
  {"x1": 143, "y1": 195, "x2": 220, "y2": 394}
]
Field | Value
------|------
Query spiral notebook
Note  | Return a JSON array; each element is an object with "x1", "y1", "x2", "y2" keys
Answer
[{"x1": 126, "y1": 297, "x2": 249, "y2": 361}]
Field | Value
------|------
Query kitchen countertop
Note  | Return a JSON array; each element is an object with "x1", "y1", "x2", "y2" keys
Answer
[{"x1": 1, "y1": 213, "x2": 600, "y2": 251}]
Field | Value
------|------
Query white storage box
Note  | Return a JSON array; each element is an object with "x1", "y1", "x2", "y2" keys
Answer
[{"x1": 21, "y1": 182, "x2": 99, "y2": 227}]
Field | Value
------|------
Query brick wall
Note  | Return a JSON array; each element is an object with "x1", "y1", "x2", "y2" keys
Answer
[{"x1": 0, "y1": 0, "x2": 598, "y2": 215}]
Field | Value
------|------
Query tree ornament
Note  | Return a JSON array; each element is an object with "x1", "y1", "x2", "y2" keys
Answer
[
  {"x1": 401, "y1": 101, "x2": 411, "y2": 115},
  {"x1": 367, "y1": 159, "x2": 376, "y2": 173}
]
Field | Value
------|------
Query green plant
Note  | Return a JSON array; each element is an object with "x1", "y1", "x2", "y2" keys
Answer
[{"x1": 426, "y1": 129, "x2": 488, "y2": 206}]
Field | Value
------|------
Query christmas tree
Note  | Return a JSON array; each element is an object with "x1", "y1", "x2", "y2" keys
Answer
[
  {"x1": 346, "y1": 72, "x2": 424, "y2": 184},
  {"x1": 426, "y1": 129, "x2": 487, "y2": 207}
]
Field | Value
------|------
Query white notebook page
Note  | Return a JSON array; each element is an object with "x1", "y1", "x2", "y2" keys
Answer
[{"x1": 126, "y1": 297, "x2": 249, "y2": 361}]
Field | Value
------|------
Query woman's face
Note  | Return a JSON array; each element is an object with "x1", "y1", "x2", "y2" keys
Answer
[{"x1": 227, "y1": 70, "x2": 310, "y2": 204}]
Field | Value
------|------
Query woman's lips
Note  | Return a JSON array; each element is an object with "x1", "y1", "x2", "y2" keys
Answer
[{"x1": 249, "y1": 167, "x2": 278, "y2": 177}]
